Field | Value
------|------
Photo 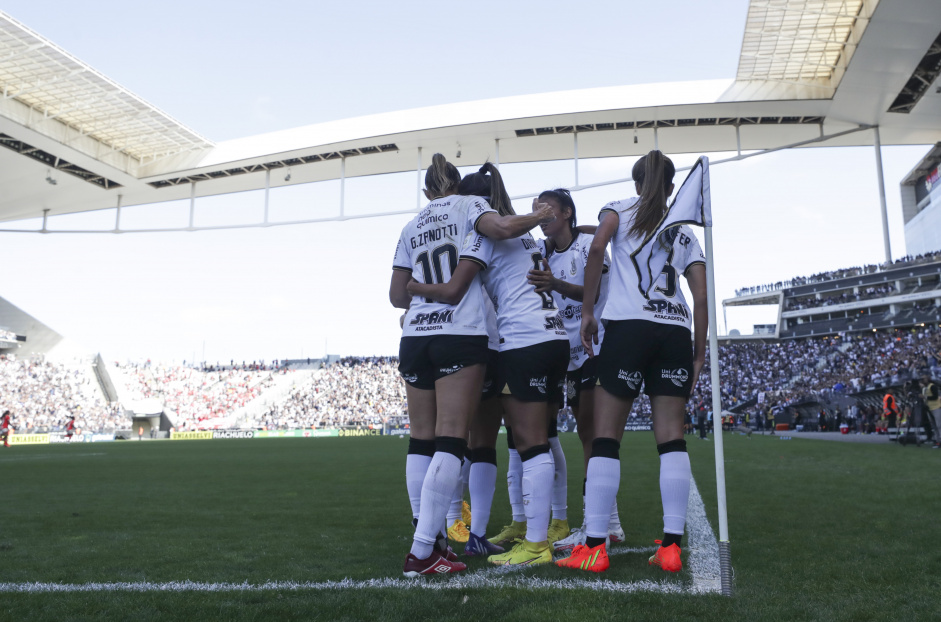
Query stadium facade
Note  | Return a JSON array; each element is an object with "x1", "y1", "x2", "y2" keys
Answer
[{"x1": 900, "y1": 143, "x2": 941, "y2": 255}]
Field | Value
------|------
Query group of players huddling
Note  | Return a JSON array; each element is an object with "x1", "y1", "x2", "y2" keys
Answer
[{"x1": 390, "y1": 150, "x2": 706, "y2": 576}]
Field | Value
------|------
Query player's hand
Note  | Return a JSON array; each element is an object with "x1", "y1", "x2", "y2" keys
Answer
[
  {"x1": 405, "y1": 278, "x2": 419, "y2": 295},
  {"x1": 527, "y1": 259, "x2": 555, "y2": 294},
  {"x1": 581, "y1": 314, "x2": 599, "y2": 358},
  {"x1": 690, "y1": 355, "x2": 705, "y2": 399},
  {"x1": 533, "y1": 200, "x2": 556, "y2": 225}
]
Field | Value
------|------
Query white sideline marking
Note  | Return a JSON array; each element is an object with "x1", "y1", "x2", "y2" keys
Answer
[{"x1": 0, "y1": 478, "x2": 721, "y2": 595}]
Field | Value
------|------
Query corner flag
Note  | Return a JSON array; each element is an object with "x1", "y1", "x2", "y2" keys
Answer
[{"x1": 631, "y1": 156, "x2": 712, "y2": 298}]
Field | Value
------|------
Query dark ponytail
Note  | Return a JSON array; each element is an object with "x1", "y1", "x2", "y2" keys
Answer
[
  {"x1": 627, "y1": 150, "x2": 675, "y2": 240},
  {"x1": 537, "y1": 188, "x2": 577, "y2": 233},
  {"x1": 458, "y1": 161, "x2": 516, "y2": 216},
  {"x1": 424, "y1": 153, "x2": 461, "y2": 199}
]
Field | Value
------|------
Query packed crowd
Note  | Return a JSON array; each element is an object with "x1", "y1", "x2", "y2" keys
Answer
[
  {"x1": 736, "y1": 249, "x2": 941, "y2": 296},
  {"x1": 0, "y1": 354, "x2": 124, "y2": 433},
  {"x1": 118, "y1": 362, "x2": 282, "y2": 430},
  {"x1": 788, "y1": 284, "x2": 898, "y2": 310},
  {"x1": 248, "y1": 357, "x2": 405, "y2": 429}
]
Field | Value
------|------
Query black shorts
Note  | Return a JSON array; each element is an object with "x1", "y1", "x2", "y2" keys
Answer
[
  {"x1": 565, "y1": 357, "x2": 599, "y2": 407},
  {"x1": 597, "y1": 320, "x2": 694, "y2": 399},
  {"x1": 495, "y1": 340, "x2": 569, "y2": 403},
  {"x1": 481, "y1": 349, "x2": 501, "y2": 401},
  {"x1": 398, "y1": 335, "x2": 489, "y2": 390}
]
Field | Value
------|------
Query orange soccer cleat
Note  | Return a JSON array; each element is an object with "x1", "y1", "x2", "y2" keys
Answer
[
  {"x1": 555, "y1": 542, "x2": 609, "y2": 573},
  {"x1": 648, "y1": 540, "x2": 683, "y2": 573}
]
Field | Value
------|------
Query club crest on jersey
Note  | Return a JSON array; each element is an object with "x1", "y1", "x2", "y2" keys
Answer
[
  {"x1": 661, "y1": 368, "x2": 690, "y2": 387},
  {"x1": 529, "y1": 376, "x2": 548, "y2": 394},
  {"x1": 566, "y1": 378, "x2": 577, "y2": 400},
  {"x1": 570, "y1": 257, "x2": 577, "y2": 276},
  {"x1": 617, "y1": 369, "x2": 643, "y2": 390}
]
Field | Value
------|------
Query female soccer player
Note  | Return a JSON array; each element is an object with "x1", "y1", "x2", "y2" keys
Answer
[
  {"x1": 390, "y1": 154, "x2": 554, "y2": 576},
  {"x1": 525, "y1": 189, "x2": 625, "y2": 550},
  {"x1": 407, "y1": 162, "x2": 570, "y2": 567},
  {"x1": 556, "y1": 150, "x2": 707, "y2": 574}
]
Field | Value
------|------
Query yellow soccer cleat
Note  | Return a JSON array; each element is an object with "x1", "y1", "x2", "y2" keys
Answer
[
  {"x1": 462, "y1": 500, "x2": 472, "y2": 526},
  {"x1": 489, "y1": 520, "x2": 527, "y2": 547},
  {"x1": 547, "y1": 518, "x2": 570, "y2": 545},
  {"x1": 447, "y1": 519, "x2": 470, "y2": 543},
  {"x1": 487, "y1": 539, "x2": 552, "y2": 566}
]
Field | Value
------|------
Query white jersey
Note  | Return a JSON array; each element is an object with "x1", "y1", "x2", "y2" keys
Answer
[
  {"x1": 392, "y1": 195, "x2": 497, "y2": 338},
  {"x1": 599, "y1": 197, "x2": 705, "y2": 331},
  {"x1": 538, "y1": 234, "x2": 611, "y2": 370},
  {"x1": 462, "y1": 231, "x2": 568, "y2": 351}
]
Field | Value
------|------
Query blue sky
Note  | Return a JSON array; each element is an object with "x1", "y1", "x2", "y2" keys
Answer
[{"x1": 0, "y1": 1, "x2": 929, "y2": 363}]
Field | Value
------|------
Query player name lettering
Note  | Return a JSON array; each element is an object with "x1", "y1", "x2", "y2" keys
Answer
[{"x1": 410, "y1": 224, "x2": 459, "y2": 249}]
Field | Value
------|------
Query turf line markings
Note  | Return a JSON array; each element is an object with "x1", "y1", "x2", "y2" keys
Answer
[{"x1": 0, "y1": 478, "x2": 722, "y2": 595}]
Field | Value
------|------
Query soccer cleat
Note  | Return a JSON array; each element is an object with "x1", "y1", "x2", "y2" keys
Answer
[
  {"x1": 555, "y1": 542, "x2": 609, "y2": 572},
  {"x1": 487, "y1": 539, "x2": 552, "y2": 566},
  {"x1": 489, "y1": 520, "x2": 527, "y2": 547},
  {"x1": 403, "y1": 551, "x2": 467, "y2": 577},
  {"x1": 608, "y1": 524, "x2": 625, "y2": 544},
  {"x1": 433, "y1": 536, "x2": 459, "y2": 562},
  {"x1": 463, "y1": 532, "x2": 504, "y2": 557},
  {"x1": 547, "y1": 518, "x2": 571, "y2": 545},
  {"x1": 553, "y1": 525, "x2": 585, "y2": 552},
  {"x1": 447, "y1": 519, "x2": 470, "y2": 543},
  {"x1": 462, "y1": 500, "x2": 472, "y2": 526},
  {"x1": 648, "y1": 540, "x2": 683, "y2": 573}
]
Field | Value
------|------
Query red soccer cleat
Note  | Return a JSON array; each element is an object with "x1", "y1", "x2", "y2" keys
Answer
[
  {"x1": 648, "y1": 540, "x2": 682, "y2": 573},
  {"x1": 403, "y1": 552, "x2": 467, "y2": 577},
  {"x1": 555, "y1": 542, "x2": 609, "y2": 572}
]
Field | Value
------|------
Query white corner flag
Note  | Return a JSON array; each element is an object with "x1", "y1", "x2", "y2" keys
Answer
[{"x1": 630, "y1": 156, "x2": 712, "y2": 299}]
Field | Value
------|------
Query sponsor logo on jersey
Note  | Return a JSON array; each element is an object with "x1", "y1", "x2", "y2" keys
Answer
[
  {"x1": 661, "y1": 368, "x2": 690, "y2": 387},
  {"x1": 618, "y1": 369, "x2": 643, "y2": 390},
  {"x1": 642, "y1": 298, "x2": 690, "y2": 321},
  {"x1": 543, "y1": 316, "x2": 565, "y2": 331},
  {"x1": 529, "y1": 376, "x2": 548, "y2": 394},
  {"x1": 559, "y1": 304, "x2": 582, "y2": 321},
  {"x1": 439, "y1": 364, "x2": 464, "y2": 376},
  {"x1": 417, "y1": 211, "x2": 449, "y2": 229},
  {"x1": 410, "y1": 310, "x2": 454, "y2": 326},
  {"x1": 402, "y1": 373, "x2": 419, "y2": 383}
]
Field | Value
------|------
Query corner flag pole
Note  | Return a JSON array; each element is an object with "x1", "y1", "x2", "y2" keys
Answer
[{"x1": 704, "y1": 225, "x2": 732, "y2": 596}]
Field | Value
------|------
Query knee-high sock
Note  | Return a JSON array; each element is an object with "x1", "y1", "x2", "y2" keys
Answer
[
  {"x1": 585, "y1": 438, "x2": 621, "y2": 540},
  {"x1": 461, "y1": 453, "x2": 472, "y2": 498},
  {"x1": 410, "y1": 438, "x2": 466, "y2": 559},
  {"x1": 405, "y1": 438, "x2": 435, "y2": 522},
  {"x1": 610, "y1": 497, "x2": 622, "y2": 529},
  {"x1": 507, "y1": 448, "x2": 525, "y2": 523},
  {"x1": 520, "y1": 446, "x2": 554, "y2": 543},
  {"x1": 548, "y1": 436, "x2": 567, "y2": 521},
  {"x1": 446, "y1": 472, "x2": 463, "y2": 523},
  {"x1": 660, "y1": 448, "x2": 691, "y2": 535},
  {"x1": 468, "y1": 448, "x2": 497, "y2": 537}
]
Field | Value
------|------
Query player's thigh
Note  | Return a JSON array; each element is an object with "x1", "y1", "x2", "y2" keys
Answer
[
  {"x1": 434, "y1": 363, "x2": 486, "y2": 438},
  {"x1": 502, "y1": 395, "x2": 550, "y2": 453},
  {"x1": 404, "y1": 384, "x2": 436, "y2": 440},
  {"x1": 470, "y1": 395, "x2": 503, "y2": 449},
  {"x1": 592, "y1": 386, "x2": 634, "y2": 442}
]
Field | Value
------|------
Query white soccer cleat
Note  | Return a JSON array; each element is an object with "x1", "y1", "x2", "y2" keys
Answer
[{"x1": 553, "y1": 525, "x2": 586, "y2": 552}]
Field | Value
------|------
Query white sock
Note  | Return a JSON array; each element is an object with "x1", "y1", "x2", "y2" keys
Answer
[
  {"x1": 548, "y1": 436, "x2": 567, "y2": 521},
  {"x1": 585, "y1": 456, "x2": 620, "y2": 540},
  {"x1": 660, "y1": 451, "x2": 691, "y2": 536},
  {"x1": 522, "y1": 451, "x2": 554, "y2": 543},
  {"x1": 405, "y1": 454, "x2": 431, "y2": 521},
  {"x1": 461, "y1": 456, "x2": 471, "y2": 498},
  {"x1": 609, "y1": 497, "x2": 621, "y2": 530},
  {"x1": 469, "y1": 461, "x2": 497, "y2": 537},
  {"x1": 507, "y1": 448, "x2": 525, "y2": 523},
  {"x1": 447, "y1": 471, "x2": 463, "y2": 523},
  {"x1": 410, "y1": 452, "x2": 461, "y2": 559}
]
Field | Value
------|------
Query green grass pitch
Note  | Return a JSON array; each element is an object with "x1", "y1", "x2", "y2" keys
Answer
[{"x1": 1, "y1": 432, "x2": 939, "y2": 621}]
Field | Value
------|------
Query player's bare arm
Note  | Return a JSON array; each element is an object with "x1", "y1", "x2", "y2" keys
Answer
[
  {"x1": 685, "y1": 263, "x2": 708, "y2": 398},
  {"x1": 475, "y1": 202, "x2": 555, "y2": 241},
  {"x1": 389, "y1": 270, "x2": 413, "y2": 309},
  {"x1": 406, "y1": 260, "x2": 482, "y2": 305},
  {"x1": 580, "y1": 211, "x2": 619, "y2": 356}
]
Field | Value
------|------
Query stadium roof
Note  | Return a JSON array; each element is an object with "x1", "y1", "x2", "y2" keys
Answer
[{"x1": 0, "y1": 0, "x2": 940, "y2": 227}]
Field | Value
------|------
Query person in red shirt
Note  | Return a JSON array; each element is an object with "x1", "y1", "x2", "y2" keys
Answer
[
  {"x1": 65, "y1": 415, "x2": 76, "y2": 442},
  {"x1": 1, "y1": 410, "x2": 11, "y2": 448}
]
